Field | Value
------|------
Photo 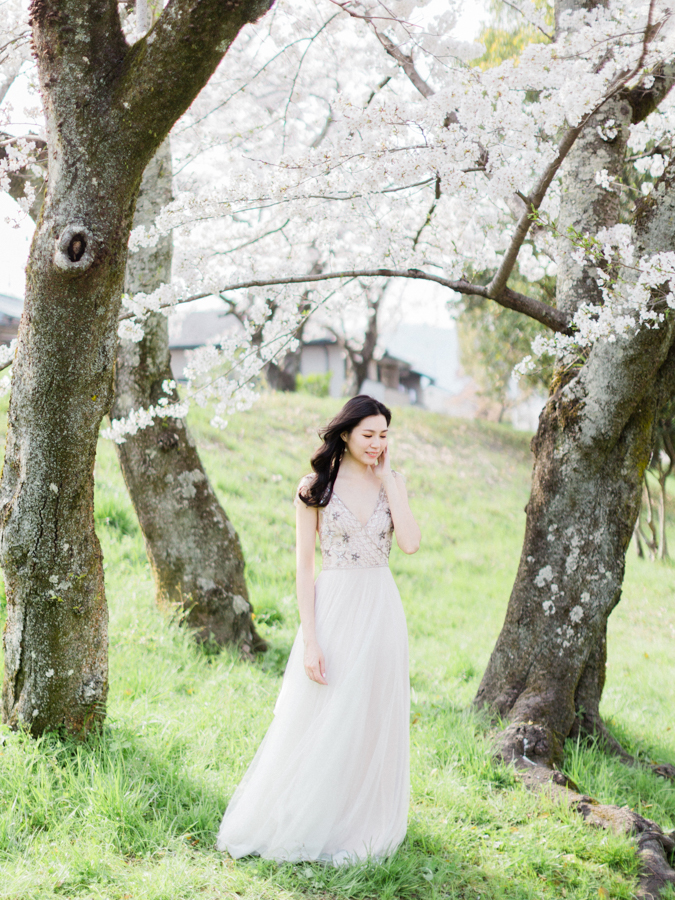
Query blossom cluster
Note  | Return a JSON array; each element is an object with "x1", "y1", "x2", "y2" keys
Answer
[
  {"x1": 102, "y1": 380, "x2": 189, "y2": 444},
  {"x1": 515, "y1": 229, "x2": 675, "y2": 375},
  {"x1": 152, "y1": 0, "x2": 675, "y2": 418}
]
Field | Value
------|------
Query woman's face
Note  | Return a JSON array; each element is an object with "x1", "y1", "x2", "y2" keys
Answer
[{"x1": 342, "y1": 414, "x2": 388, "y2": 466}]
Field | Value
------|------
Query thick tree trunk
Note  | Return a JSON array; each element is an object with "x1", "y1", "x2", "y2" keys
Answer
[
  {"x1": 475, "y1": 81, "x2": 675, "y2": 763},
  {"x1": 0, "y1": 146, "x2": 127, "y2": 733},
  {"x1": 475, "y1": 339, "x2": 673, "y2": 763},
  {"x1": 112, "y1": 141, "x2": 264, "y2": 650},
  {"x1": 0, "y1": 0, "x2": 272, "y2": 735}
]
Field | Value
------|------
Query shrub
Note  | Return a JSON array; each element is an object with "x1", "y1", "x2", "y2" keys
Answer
[{"x1": 296, "y1": 371, "x2": 332, "y2": 397}]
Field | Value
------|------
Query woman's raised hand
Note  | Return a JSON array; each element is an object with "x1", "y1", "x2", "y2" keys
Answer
[
  {"x1": 304, "y1": 639, "x2": 327, "y2": 685},
  {"x1": 372, "y1": 444, "x2": 392, "y2": 480}
]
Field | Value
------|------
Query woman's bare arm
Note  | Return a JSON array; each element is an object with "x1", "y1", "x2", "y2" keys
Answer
[
  {"x1": 374, "y1": 448, "x2": 420, "y2": 554},
  {"x1": 296, "y1": 498, "x2": 327, "y2": 684}
]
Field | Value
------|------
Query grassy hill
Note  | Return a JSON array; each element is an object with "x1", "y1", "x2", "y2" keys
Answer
[{"x1": 0, "y1": 392, "x2": 673, "y2": 900}]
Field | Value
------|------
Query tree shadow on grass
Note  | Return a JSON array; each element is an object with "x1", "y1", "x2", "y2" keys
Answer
[
  {"x1": 0, "y1": 720, "x2": 645, "y2": 900},
  {"x1": 235, "y1": 821, "x2": 636, "y2": 900},
  {"x1": 0, "y1": 723, "x2": 226, "y2": 859}
]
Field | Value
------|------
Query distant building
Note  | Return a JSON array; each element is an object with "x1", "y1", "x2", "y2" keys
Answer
[
  {"x1": 371, "y1": 322, "x2": 545, "y2": 431},
  {"x1": 299, "y1": 337, "x2": 346, "y2": 398},
  {"x1": 166, "y1": 307, "x2": 544, "y2": 431},
  {"x1": 360, "y1": 351, "x2": 430, "y2": 407},
  {"x1": 167, "y1": 309, "x2": 349, "y2": 396},
  {"x1": 360, "y1": 323, "x2": 460, "y2": 410},
  {"x1": 168, "y1": 307, "x2": 239, "y2": 380},
  {"x1": 0, "y1": 293, "x2": 23, "y2": 344}
]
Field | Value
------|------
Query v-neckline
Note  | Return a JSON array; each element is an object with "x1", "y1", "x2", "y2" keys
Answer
[{"x1": 331, "y1": 482, "x2": 384, "y2": 529}]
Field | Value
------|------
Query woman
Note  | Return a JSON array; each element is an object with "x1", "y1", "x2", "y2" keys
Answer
[{"x1": 216, "y1": 395, "x2": 421, "y2": 864}]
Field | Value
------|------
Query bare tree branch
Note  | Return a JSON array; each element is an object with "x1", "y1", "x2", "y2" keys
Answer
[
  {"x1": 174, "y1": 29, "x2": 333, "y2": 138},
  {"x1": 369, "y1": 27, "x2": 434, "y2": 99},
  {"x1": 212, "y1": 219, "x2": 290, "y2": 256},
  {"x1": 412, "y1": 174, "x2": 441, "y2": 250}
]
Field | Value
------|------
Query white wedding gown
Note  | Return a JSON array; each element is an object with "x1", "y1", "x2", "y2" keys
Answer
[{"x1": 216, "y1": 475, "x2": 410, "y2": 864}]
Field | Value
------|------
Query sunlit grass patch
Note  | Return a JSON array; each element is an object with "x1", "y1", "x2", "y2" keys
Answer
[{"x1": 0, "y1": 392, "x2": 672, "y2": 898}]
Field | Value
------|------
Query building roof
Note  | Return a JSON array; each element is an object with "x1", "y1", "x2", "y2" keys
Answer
[
  {"x1": 303, "y1": 337, "x2": 339, "y2": 347},
  {"x1": 168, "y1": 307, "x2": 241, "y2": 349},
  {"x1": 379, "y1": 350, "x2": 432, "y2": 382}
]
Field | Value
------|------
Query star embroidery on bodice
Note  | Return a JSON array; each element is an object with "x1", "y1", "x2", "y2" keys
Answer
[{"x1": 295, "y1": 475, "x2": 394, "y2": 570}]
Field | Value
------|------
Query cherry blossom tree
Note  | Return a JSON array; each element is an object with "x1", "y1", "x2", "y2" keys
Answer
[
  {"x1": 107, "y1": 0, "x2": 675, "y2": 758},
  {"x1": 2, "y1": 119, "x2": 265, "y2": 657},
  {"x1": 1, "y1": 8, "x2": 265, "y2": 655},
  {"x1": 0, "y1": 0, "x2": 273, "y2": 736}
]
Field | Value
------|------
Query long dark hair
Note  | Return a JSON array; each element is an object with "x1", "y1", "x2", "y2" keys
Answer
[{"x1": 298, "y1": 395, "x2": 392, "y2": 508}]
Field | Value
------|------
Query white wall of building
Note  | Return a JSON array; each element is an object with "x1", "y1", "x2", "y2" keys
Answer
[{"x1": 300, "y1": 344, "x2": 345, "y2": 398}]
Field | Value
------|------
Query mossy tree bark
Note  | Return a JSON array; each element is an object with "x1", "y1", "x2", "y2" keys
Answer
[
  {"x1": 112, "y1": 140, "x2": 264, "y2": 651},
  {"x1": 0, "y1": 0, "x2": 273, "y2": 735},
  {"x1": 475, "y1": 3, "x2": 675, "y2": 767},
  {"x1": 475, "y1": 308, "x2": 675, "y2": 765}
]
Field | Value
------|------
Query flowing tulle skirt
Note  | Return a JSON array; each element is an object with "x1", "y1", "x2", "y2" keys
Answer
[{"x1": 216, "y1": 565, "x2": 410, "y2": 864}]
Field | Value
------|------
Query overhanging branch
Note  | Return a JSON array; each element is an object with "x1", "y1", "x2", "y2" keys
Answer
[
  {"x1": 486, "y1": 123, "x2": 584, "y2": 299},
  {"x1": 119, "y1": 268, "x2": 573, "y2": 334}
]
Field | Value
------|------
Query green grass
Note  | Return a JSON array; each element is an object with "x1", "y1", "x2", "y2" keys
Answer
[{"x1": 0, "y1": 392, "x2": 674, "y2": 899}]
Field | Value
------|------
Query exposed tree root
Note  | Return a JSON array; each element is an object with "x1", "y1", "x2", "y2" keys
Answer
[{"x1": 496, "y1": 723, "x2": 675, "y2": 900}]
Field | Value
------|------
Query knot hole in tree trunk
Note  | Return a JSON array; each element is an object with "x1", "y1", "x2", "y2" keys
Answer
[
  {"x1": 67, "y1": 234, "x2": 86, "y2": 262},
  {"x1": 54, "y1": 223, "x2": 95, "y2": 273}
]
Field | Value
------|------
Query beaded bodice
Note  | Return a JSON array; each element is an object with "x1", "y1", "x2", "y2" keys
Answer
[{"x1": 295, "y1": 475, "x2": 394, "y2": 569}]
